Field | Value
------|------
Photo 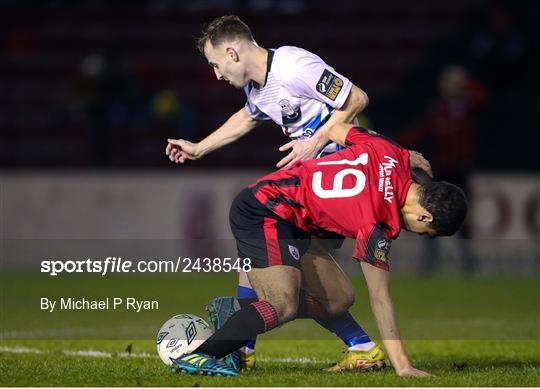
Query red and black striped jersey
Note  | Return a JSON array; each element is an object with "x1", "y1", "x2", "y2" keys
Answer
[{"x1": 249, "y1": 127, "x2": 412, "y2": 270}]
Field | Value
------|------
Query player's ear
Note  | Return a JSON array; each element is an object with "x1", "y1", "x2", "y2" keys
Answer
[
  {"x1": 417, "y1": 210, "x2": 433, "y2": 224},
  {"x1": 226, "y1": 47, "x2": 239, "y2": 62}
]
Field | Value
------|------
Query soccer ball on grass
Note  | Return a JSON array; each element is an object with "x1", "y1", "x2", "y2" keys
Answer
[{"x1": 156, "y1": 314, "x2": 213, "y2": 365}]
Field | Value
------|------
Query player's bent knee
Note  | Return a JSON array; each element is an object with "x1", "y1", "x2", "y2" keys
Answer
[
  {"x1": 325, "y1": 289, "x2": 355, "y2": 317},
  {"x1": 265, "y1": 295, "x2": 298, "y2": 324},
  {"x1": 246, "y1": 265, "x2": 301, "y2": 324},
  {"x1": 276, "y1": 303, "x2": 298, "y2": 323}
]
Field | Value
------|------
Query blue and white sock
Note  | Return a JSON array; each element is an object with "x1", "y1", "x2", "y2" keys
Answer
[{"x1": 330, "y1": 311, "x2": 375, "y2": 351}]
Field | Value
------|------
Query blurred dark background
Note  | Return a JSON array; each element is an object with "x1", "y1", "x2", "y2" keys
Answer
[{"x1": 1, "y1": 0, "x2": 538, "y2": 171}]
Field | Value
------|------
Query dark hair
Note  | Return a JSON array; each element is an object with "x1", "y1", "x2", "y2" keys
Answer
[
  {"x1": 196, "y1": 15, "x2": 254, "y2": 54},
  {"x1": 418, "y1": 181, "x2": 468, "y2": 236}
]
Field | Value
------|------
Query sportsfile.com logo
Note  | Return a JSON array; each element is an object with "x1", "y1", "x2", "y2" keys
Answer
[{"x1": 40, "y1": 257, "x2": 252, "y2": 276}]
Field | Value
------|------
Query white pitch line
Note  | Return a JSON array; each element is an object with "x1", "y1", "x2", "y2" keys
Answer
[
  {"x1": 1, "y1": 346, "x2": 327, "y2": 364},
  {"x1": 0, "y1": 346, "x2": 154, "y2": 359},
  {"x1": 258, "y1": 356, "x2": 331, "y2": 364},
  {"x1": 62, "y1": 349, "x2": 154, "y2": 358},
  {"x1": 63, "y1": 350, "x2": 123, "y2": 358},
  {"x1": 2, "y1": 325, "x2": 156, "y2": 339},
  {"x1": 0, "y1": 346, "x2": 44, "y2": 354}
]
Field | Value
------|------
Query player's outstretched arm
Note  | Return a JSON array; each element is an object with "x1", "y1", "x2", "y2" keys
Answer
[
  {"x1": 166, "y1": 108, "x2": 260, "y2": 164},
  {"x1": 326, "y1": 123, "x2": 434, "y2": 178},
  {"x1": 326, "y1": 122, "x2": 355, "y2": 146},
  {"x1": 306, "y1": 84, "x2": 368, "y2": 148},
  {"x1": 360, "y1": 261, "x2": 431, "y2": 377}
]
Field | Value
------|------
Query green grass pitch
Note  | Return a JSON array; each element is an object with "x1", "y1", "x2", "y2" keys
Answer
[
  {"x1": 1, "y1": 275, "x2": 539, "y2": 386},
  {"x1": 1, "y1": 339, "x2": 539, "y2": 386}
]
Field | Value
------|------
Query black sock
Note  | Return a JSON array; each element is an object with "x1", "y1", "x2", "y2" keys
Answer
[
  {"x1": 238, "y1": 297, "x2": 257, "y2": 308},
  {"x1": 196, "y1": 301, "x2": 278, "y2": 359},
  {"x1": 237, "y1": 297, "x2": 259, "y2": 350}
]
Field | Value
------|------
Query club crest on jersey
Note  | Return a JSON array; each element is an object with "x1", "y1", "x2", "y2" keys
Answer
[
  {"x1": 316, "y1": 69, "x2": 343, "y2": 101},
  {"x1": 288, "y1": 245, "x2": 300, "y2": 260},
  {"x1": 279, "y1": 99, "x2": 301, "y2": 124}
]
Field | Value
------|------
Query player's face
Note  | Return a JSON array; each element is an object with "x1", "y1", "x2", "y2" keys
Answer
[
  {"x1": 402, "y1": 206, "x2": 437, "y2": 237},
  {"x1": 204, "y1": 42, "x2": 247, "y2": 89}
]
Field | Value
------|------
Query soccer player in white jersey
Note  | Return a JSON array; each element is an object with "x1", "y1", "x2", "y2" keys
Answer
[{"x1": 166, "y1": 15, "x2": 431, "y2": 372}]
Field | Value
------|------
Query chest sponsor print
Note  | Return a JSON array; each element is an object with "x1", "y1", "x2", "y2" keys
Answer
[{"x1": 378, "y1": 156, "x2": 398, "y2": 203}]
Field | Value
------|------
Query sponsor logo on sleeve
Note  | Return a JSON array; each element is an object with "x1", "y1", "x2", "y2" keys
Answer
[
  {"x1": 373, "y1": 237, "x2": 392, "y2": 263},
  {"x1": 374, "y1": 239, "x2": 391, "y2": 262},
  {"x1": 316, "y1": 69, "x2": 344, "y2": 101}
]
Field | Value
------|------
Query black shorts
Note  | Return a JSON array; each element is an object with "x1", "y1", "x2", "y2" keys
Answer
[{"x1": 229, "y1": 188, "x2": 343, "y2": 269}]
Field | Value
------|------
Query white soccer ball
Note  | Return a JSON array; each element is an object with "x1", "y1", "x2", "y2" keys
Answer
[{"x1": 156, "y1": 314, "x2": 213, "y2": 365}]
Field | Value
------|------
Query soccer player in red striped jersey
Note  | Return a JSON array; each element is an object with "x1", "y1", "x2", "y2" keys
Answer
[
  {"x1": 167, "y1": 15, "x2": 433, "y2": 372},
  {"x1": 174, "y1": 123, "x2": 467, "y2": 377}
]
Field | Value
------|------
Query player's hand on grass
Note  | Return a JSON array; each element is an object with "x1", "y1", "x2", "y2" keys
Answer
[
  {"x1": 166, "y1": 139, "x2": 200, "y2": 164},
  {"x1": 396, "y1": 366, "x2": 432, "y2": 377},
  {"x1": 409, "y1": 150, "x2": 433, "y2": 178},
  {"x1": 277, "y1": 138, "x2": 319, "y2": 168}
]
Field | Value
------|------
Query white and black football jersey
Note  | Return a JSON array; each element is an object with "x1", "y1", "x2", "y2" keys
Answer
[{"x1": 243, "y1": 46, "x2": 354, "y2": 156}]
